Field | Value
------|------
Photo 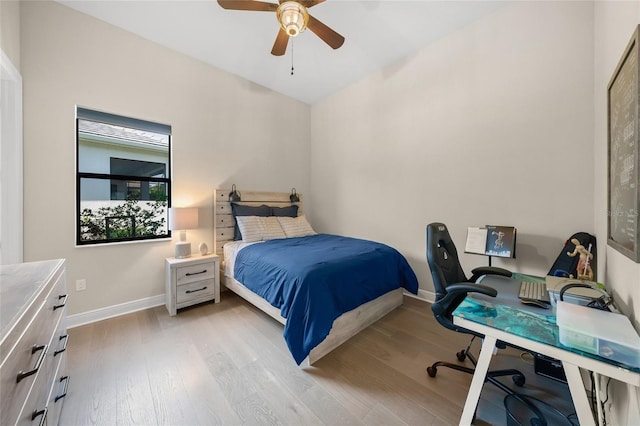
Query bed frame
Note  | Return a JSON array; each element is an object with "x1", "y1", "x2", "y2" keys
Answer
[{"x1": 213, "y1": 189, "x2": 404, "y2": 366}]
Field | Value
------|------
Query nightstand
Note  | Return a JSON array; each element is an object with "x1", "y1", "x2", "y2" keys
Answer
[{"x1": 165, "y1": 253, "x2": 220, "y2": 316}]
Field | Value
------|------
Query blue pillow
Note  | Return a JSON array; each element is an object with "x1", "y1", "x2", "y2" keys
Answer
[
  {"x1": 271, "y1": 205, "x2": 299, "y2": 218},
  {"x1": 231, "y1": 204, "x2": 271, "y2": 240}
]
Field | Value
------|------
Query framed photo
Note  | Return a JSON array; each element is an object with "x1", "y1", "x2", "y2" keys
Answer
[{"x1": 608, "y1": 24, "x2": 640, "y2": 262}]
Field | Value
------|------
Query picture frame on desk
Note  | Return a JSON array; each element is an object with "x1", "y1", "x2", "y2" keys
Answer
[{"x1": 608, "y1": 24, "x2": 640, "y2": 263}]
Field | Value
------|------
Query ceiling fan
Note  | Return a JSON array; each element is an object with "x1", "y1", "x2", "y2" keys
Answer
[{"x1": 217, "y1": 0, "x2": 345, "y2": 56}]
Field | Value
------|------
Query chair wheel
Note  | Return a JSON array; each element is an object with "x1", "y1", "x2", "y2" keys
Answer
[
  {"x1": 427, "y1": 366, "x2": 437, "y2": 377},
  {"x1": 456, "y1": 350, "x2": 466, "y2": 362},
  {"x1": 512, "y1": 374, "x2": 525, "y2": 387}
]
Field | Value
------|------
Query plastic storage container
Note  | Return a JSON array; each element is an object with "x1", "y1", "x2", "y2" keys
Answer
[{"x1": 556, "y1": 301, "x2": 640, "y2": 368}]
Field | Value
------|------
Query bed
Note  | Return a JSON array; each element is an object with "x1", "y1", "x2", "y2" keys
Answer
[{"x1": 214, "y1": 189, "x2": 418, "y2": 365}]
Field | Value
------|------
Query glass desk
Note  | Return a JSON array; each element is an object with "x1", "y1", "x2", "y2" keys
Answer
[{"x1": 452, "y1": 275, "x2": 640, "y2": 426}]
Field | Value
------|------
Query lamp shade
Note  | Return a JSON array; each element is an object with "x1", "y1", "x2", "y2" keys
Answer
[{"x1": 169, "y1": 207, "x2": 199, "y2": 231}]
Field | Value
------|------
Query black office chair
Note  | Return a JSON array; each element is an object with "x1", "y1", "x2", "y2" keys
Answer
[{"x1": 426, "y1": 222, "x2": 525, "y2": 395}]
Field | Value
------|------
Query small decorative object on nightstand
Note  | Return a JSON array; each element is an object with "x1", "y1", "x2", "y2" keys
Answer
[
  {"x1": 198, "y1": 242, "x2": 209, "y2": 255},
  {"x1": 165, "y1": 253, "x2": 219, "y2": 316}
]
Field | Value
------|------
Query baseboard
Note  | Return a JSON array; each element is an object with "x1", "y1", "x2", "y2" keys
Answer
[
  {"x1": 67, "y1": 289, "x2": 433, "y2": 329},
  {"x1": 67, "y1": 294, "x2": 165, "y2": 329},
  {"x1": 407, "y1": 288, "x2": 435, "y2": 304}
]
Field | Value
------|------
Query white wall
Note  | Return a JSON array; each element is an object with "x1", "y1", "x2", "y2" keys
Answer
[
  {"x1": 20, "y1": 0, "x2": 311, "y2": 315},
  {"x1": 594, "y1": 2, "x2": 640, "y2": 424},
  {"x1": 310, "y1": 1, "x2": 595, "y2": 298},
  {"x1": 1, "y1": 48, "x2": 23, "y2": 265},
  {"x1": 1, "y1": 0, "x2": 23, "y2": 265},
  {"x1": 1, "y1": 0, "x2": 21, "y2": 70}
]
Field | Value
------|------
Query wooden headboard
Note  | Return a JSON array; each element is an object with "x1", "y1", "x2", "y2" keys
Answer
[{"x1": 213, "y1": 189, "x2": 303, "y2": 259}]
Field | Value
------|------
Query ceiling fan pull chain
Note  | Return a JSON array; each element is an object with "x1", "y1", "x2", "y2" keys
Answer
[{"x1": 290, "y1": 40, "x2": 295, "y2": 75}]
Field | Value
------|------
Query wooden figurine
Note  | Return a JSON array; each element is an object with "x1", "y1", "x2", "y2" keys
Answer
[{"x1": 567, "y1": 238, "x2": 594, "y2": 280}]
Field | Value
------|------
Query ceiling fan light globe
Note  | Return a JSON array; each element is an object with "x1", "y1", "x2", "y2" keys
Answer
[
  {"x1": 285, "y1": 24, "x2": 300, "y2": 36},
  {"x1": 277, "y1": 1, "x2": 309, "y2": 37}
]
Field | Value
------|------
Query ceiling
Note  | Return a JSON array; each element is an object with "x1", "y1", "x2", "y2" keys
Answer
[{"x1": 57, "y1": 0, "x2": 506, "y2": 105}]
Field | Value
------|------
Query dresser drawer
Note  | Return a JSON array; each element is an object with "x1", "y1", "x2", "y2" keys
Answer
[
  {"x1": 0, "y1": 273, "x2": 67, "y2": 426},
  {"x1": 177, "y1": 278, "x2": 216, "y2": 305},
  {"x1": 15, "y1": 355, "x2": 68, "y2": 426},
  {"x1": 15, "y1": 356, "x2": 51, "y2": 426},
  {"x1": 13, "y1": 312, "x2": 65, "y2": 426},
  {"x1": 46, "y1": 372, "x2": 69, "y2": 426},
  {"x1": 45, "y1": 343, "x2": 69, "y2": 426},
  {"x1": 176, "y1": 262, "x2": 216, "y2": 285}
]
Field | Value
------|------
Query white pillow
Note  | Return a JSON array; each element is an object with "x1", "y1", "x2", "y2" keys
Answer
[
  {"x1": 277, "y1": 215, "x2": 317, "y2": 238},
  {"x1": 236, "y1": 216, "x2": 286, "y2": 242},
  {"x1": 236, "y1": 216, "x2": 263, "y2": 243},
  {"x1": 261, "y1": 216, "x2": 287, "y2": 240}
]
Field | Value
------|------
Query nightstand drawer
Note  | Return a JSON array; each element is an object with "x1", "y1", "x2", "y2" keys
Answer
[
  {"x1": 176, "y1": 262, "x2": 216, "y2": 285},
  {"x1": 177, "y1": 279, "x2": 216, "y2": 304}
]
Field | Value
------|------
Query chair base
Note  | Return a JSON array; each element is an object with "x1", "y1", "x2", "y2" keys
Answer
[
  {"x1": 426, "y1": 339, "x2": 526, "y2": 395},
  {"x1": 427, "y1": 361, "x2": 525, "y2": 394}
]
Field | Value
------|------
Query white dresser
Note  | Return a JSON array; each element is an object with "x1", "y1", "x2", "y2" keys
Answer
[{"x1": 0, "y1": 259, "x2": 69, "y2": 426}]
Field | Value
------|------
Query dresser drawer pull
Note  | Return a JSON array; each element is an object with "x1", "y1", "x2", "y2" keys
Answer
[
  {"x1": 54, "y1": 334, "x2": 69, "y2": 356},
  {"x1": 32, "y1": 407, "x2": 47, "y2": 426},
  {"x1": 16, "y1": 344, "x2": 47, "y2": 383},
  {"x1": 186, "y1": 286, "x2": 208, "y2": 294},
  {"x1": 55, "y1": 376, "x2": 70, "y2": 402},
  {"x1": 185, "y1": 269, "x2": 207, "y2": 276},
  {"x1": 53, "y1": 294, "x2": 68, "y2": 310}
]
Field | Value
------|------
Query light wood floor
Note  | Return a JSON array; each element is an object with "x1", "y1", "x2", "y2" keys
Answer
[{"x1": 59, "y1": 293, "x2": 574, "y2": 425}]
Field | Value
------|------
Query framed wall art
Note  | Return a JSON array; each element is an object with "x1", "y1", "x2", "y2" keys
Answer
[{"x1": 608, "y1": 24, "x2": 640, "y2": 262}]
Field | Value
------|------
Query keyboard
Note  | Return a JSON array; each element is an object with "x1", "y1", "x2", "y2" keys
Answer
[{"x1": 518, "y1": 280, "x2": 550, "y2": 303}]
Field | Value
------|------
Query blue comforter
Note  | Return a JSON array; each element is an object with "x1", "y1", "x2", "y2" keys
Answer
[{"x1": 233, "y1": 234, "x2": 419, "y2": 364}]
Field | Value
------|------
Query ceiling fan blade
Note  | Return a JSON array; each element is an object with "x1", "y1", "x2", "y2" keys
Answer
[
  {"x1": 217, "y1": 0, "x2": 278, "y2": 12},
  {"x1": 307, "y1": 15, "x2": 345, "y2": 50},
  {"x1": 271, "y1": 29, "x2": 289, "y2": 56},
  {"x1": 297, "y1": 0, "x2": 326, "y2": 8}
]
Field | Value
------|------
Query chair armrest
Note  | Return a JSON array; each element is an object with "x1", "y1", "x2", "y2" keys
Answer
[
  {"x1": 438, "y1": 283, "x2": 497, "y2": 311},
  {"x1": 432, "y1": 282, "x2": 498, "y2": 327},
  {"x1": 446, "y1": 283, "x2": 498, "y2": 298},
  {"x1": 469, "y1": 266, "x2": 512, "y2": 283}
]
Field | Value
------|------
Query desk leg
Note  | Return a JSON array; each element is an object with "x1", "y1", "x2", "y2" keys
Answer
[
  {"x1": 594, "y1": 372, "x2": 604, "y2": 425},
  {"x1": 459, "y1": 336, "x2": 496, "y2": 426},
  {"x1": 563, "y1": 361, "x2": 596, "y2": 426}
]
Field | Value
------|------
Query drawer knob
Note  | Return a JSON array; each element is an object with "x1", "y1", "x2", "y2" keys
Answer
[
  {"x1": 186, "y1": 286, "x2": 208, "y2": 294},
  {"x1": 185, "y1": 270, "x2": 207, "y2": 277},
  {"x1": 17, "y1": 344, "x2": 47, "y2": 383}
]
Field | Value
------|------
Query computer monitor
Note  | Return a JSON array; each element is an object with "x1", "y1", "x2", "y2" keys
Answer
[{"x1": 465, "y1": 225, "x2": 517, "y2": 259}]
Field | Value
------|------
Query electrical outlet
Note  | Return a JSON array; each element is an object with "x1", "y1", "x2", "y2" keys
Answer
[{"x1": 76, "y1": 279, "x2": 86, "y2": 291}]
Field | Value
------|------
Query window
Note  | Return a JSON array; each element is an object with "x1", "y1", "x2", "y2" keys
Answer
[{"x1": 76, "y1": 107, "x2": 171, "y2": 245}]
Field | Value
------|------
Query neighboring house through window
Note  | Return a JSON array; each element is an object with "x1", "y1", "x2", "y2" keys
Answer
[{"x1": 76, "y1": 107, "x2": 171, "y2": 245}]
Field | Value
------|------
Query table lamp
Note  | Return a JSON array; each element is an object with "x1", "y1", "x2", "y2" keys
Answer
[{"x1": 169, "y1": 207, "x2": 198, "y2": 258}]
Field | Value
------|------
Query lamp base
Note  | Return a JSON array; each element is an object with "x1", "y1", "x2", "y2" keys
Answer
[{"x1": 175, "y1": 242, "x2": 191, "y2": 259}]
